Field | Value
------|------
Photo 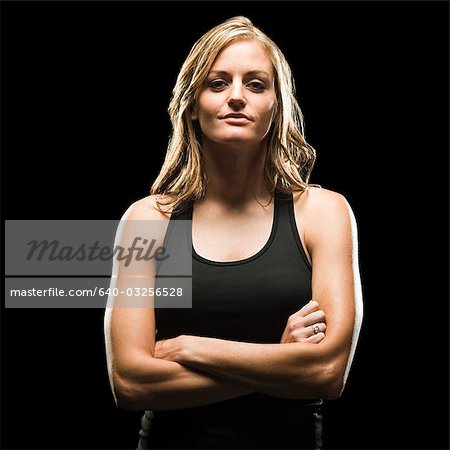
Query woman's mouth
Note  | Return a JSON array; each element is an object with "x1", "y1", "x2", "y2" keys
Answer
[{"x1": 221, "y1": 114, "x2": 252, "y2": 125}]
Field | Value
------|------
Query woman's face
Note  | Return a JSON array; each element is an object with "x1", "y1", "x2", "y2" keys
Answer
[{"x1": 192, "y1": 39, "x2": 277, "y2": 148}]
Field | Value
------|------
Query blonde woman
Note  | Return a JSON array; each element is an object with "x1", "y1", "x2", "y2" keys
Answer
[{"x1": 104, "y1": 16, "x2": 363, "y2": 450}]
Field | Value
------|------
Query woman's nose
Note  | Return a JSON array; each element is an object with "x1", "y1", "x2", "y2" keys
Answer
[{"x1": 227, "y1": 83, "x2": 246, "y2": 109}]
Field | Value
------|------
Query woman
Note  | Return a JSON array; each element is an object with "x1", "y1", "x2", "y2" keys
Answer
[{"x1": 104, "y1": 16, "x2": 363, "y2": 450}]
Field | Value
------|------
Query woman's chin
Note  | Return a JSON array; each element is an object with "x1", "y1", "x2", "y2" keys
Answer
[{"x1": 208, "y1": 133, "x2": 262, "y2": 147}]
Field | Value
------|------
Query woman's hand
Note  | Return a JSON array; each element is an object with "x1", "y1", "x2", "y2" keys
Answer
[
  {"x1": 154, "y1": 335, "x2": 194, "y2": 363},
  {"x1": 280, "y1": 300, "x2": 327, "y2": 344},
  {"x1": 154, "y1": 301, "x2": 326, "y2": 365}
]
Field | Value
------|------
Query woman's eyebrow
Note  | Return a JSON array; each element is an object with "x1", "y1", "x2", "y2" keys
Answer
[{"x1": 208, "y1": 70, "x2": 272, "y2": 79}]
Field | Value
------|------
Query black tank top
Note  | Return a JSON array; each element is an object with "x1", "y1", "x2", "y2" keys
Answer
[{"x1": 137, "y1": 190, "x2": 323, "y2": 450}]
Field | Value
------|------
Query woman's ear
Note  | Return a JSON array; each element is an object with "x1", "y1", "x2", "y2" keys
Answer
[{"x1": 190, "y1": 101, "x2": 198, "y2": 121}]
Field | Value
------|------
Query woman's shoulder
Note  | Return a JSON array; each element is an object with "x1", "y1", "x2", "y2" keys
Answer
[
  {"x1": 293, "y1": 185, "x2": 348, "y2": 207},
  {"x1": 292, "y1": 186, "x2": 356, "y2": 230},
  {"x1": 121, "y1": 194, "x2": 177, "y2": 221}
]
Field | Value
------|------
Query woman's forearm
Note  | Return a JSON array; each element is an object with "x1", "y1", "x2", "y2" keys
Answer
[
  {"x1": 157, "y1": 336, "x2": 337, "y2": 399},
  {"x1": 115, "y1": 352, "x2": 255, "y2": 411}
]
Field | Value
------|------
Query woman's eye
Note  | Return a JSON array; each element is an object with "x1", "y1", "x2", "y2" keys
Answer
[
  {"x1": 247, "y1": 81, "x2": 265, "y2": 91},
  {"x1": 209, "y1": 79, "x2": 227, "y2": 90}
]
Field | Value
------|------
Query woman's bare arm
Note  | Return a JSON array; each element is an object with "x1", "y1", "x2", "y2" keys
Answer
[
  {"x1": 105, "y1": 306, "x2": 254, "y2": 411},
  {"x1": 104, "y1": 197, "x2": 254, "y2": 411},
  {"x1": 153, "y1": 188, "x2": 364, "y2": 400}
]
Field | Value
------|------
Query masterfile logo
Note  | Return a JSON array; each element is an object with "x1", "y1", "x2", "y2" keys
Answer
[{"x1": 5, "y1": 220, "x2": 193, "y2": 308}]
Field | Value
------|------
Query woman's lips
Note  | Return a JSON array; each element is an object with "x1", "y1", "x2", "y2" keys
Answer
[{"x1": 221, "y1": 116, "x2": 251, "y2": 125}]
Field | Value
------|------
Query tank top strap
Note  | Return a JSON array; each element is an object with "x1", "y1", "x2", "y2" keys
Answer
[
  {"x1": 274, "y1": 189, "x2": 294, "y2": 231},
  {"x1": 271, "y1": 189, "x2": 294, "y2": 248},
  {"x1": 169, "y1": 199, "x2": 193, "y2": 221},
  {"x1": 275, "y1": 189, "x2": 312, "y2": 272}
]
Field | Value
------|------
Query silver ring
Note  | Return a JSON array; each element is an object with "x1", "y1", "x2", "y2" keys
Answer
[{"x1": 312, "y1": 325, "x2": 320, "y2": 335}]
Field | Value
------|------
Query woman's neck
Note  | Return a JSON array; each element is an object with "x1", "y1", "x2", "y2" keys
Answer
[{"x1": 200, "y1": 140, "x2": 272, "y2": 208}]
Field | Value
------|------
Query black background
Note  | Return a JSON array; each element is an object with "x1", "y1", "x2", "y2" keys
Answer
[{"x1": 2, "y1": 1, "x2": 449, "y2": 449}]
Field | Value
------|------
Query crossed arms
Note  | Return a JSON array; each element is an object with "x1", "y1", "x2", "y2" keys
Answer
[{"x1": 104, "y1": 188, "x2": 363, "y2": 411}]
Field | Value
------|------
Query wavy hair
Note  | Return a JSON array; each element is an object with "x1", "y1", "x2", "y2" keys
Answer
[{"x1": 150, "y1": 16, "x2": 319, "y2": 215}]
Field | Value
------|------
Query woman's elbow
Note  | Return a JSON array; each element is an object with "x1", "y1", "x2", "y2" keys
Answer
[
  {"x1": 286, "y1": 363, "x2": 343, "y2": 400},
  {"x1": 319, "y1": 363, "x2": 346, "y2": 400},
  {"x1": 112, "y1": 374, "x2": 149, "y2": 411}
]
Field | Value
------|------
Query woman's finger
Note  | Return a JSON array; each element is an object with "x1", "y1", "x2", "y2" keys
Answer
[
  {"x1": 303, "y1": 310, "x2": 326, "y2": 327},
  {"x1": 291, "y1": 300, "x2": 319, "y2": 319},
  {"x1": 305, "y1": 331, "x2": 325, "y2": 343},
  {"x1": 307, "y1": 322, "x2": 327, "y2": 336}
]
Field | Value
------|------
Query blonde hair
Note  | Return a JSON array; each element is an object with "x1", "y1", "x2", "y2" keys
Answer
[{"x1": 150, "y1": 16, "x2": 319, "y2": 215}]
